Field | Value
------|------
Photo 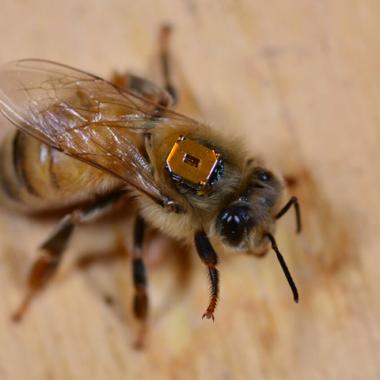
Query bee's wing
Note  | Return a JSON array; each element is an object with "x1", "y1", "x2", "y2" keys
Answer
[{"x1": 0, "y1": 59, "x2": 197, "y2": 205}]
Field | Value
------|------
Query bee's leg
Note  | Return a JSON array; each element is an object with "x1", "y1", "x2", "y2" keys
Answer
[
  {"x1": 131, "y1": 215, "x2": 149, "y2": 348},
  {"x1": 111, "y1": 25, "x2": 177, "y2": 108},
  {"x1": 11, "y1": 190, "x2": 126, "y2": 322},
  {"x1": 111, "y1": 72, "x2": 173, "y2": 108},
  {"x1": 159, "y1": 24, "x2": 177, "y2": 105},
  {"x1": 194, "y1": 230, "x2": 219, "y2": 321},
  {"x1": 275, "y1": 196, "x2": 302, "y2": 233}
]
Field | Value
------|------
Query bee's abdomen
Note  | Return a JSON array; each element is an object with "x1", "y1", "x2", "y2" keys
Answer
[{"x1": 0, "y1": 131, "x2": 121, "y2": 212}]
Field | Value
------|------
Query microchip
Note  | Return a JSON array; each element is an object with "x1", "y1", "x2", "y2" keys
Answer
[{"x1": 165, "y1": 136, "x2": 224, "y2": 195}]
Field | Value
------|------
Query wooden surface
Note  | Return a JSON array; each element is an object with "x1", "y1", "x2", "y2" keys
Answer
[{"x1": 0, "y1": 1, "x2": 380, "y2": 379}]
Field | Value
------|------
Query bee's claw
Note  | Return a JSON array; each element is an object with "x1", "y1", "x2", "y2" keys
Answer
[{"x1": 202, "y1": 311, "x2": 215, "y2": 322}]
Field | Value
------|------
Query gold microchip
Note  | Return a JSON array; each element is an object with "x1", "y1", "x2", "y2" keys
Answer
[{"x1": 166, "y1": 136, "x2": 222, "y2": 193}]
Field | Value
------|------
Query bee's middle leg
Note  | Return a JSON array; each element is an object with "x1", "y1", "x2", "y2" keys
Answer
[
  {"x1": 131, "y1": 215, "x2": 149, "y2": 348},
  {"x1": 11, "y1": 190, "x2": 126, "y2": 322}
]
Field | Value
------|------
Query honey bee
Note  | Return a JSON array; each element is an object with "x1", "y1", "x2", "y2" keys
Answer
[{"x1": 0, "y1": 27, "x2": 301, "y2": 331}]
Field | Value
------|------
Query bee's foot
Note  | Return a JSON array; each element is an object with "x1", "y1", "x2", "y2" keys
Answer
[
  {"x1": 202, "y1": 310, "x2": 215, "y2": 322},
  {"x1": 132, "y1": 322, "x2": 148, "y2": 350},
  {"x1": 133, "y1": 338, "x2": 145, "y2": 350},
  {"x1": 10, "y1": 290, "x2": 35, "y2": 323},
  {"x1": 11, "y1": 309, "x2": 24, "y2": 323}
]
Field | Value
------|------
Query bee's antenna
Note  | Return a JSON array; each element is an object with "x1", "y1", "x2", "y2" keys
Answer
[
  {"x1": 265, "y1": 233, "x2": 299, "y2": 303},
  {"x1": 275, "y1": 196, "x2": 302, "y2": 234}
]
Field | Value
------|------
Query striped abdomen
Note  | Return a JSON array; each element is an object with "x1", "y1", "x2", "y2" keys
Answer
[{"x1": 0, "y1": 130, "x2": 122, "y2": 212}]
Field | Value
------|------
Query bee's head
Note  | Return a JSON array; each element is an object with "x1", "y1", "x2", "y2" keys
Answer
[
  {"x1": 214, "y1": 166, "x2": 299, "y2": 303},
  {"x1": 215, "y1": 168, "x2": 283, "y2": 250}
]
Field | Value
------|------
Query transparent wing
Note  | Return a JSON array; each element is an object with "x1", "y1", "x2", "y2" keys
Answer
[{"x1": 0, "y1": 59, "x2": 198, "y2": 205}]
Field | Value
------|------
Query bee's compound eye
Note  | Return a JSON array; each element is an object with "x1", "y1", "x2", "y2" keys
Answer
[{"x1": 216, "y1": 204, "x2": 252, "y2": 247}]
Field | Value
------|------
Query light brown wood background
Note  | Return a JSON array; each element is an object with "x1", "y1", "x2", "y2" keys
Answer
[{"x1": 0, "y1": 1, "x2": 379, "y2": 379}]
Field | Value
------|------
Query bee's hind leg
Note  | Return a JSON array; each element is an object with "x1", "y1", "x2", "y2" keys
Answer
[
  {"x1": 131, "y1": 215, "x2": 150, "y2": 349},
  {"x1": 11, "y1": 190, "x2": 127, "y2": 322}
]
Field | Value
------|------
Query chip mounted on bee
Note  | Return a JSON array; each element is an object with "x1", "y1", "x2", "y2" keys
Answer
[
  {"x1": 0, "y1": 25, "x2": 302, "y2": 347},
  {"x1": 165, "y1": 136, "x2": 224, "y2": 195}
]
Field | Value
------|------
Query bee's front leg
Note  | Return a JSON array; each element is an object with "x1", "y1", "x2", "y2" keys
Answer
[
  {"x1": 11, "y1": 190, "x2": 127, "y2": 322},
  {"x1": 111, "y1": 24, "x2": 177, "y2": 108},
  {"x1": 194, "y1": 230, "x2": 220, "y2": 321},
  {"x1": 158, "y1": 24, "x2": 177, "y2": 104}
]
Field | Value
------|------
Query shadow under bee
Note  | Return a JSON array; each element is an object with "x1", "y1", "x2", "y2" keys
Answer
[
  {"x1": 283, "y1": 167, "x2": 358, "y2": 277},
  {"x1": 72, "y1": 227, "x2": 192, "y2": 326}
]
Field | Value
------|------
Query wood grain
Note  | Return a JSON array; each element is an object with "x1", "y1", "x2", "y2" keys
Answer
[{"x1": 0, "y1": 1, "x2": 379, "y2": 379}]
